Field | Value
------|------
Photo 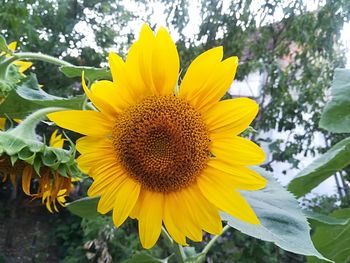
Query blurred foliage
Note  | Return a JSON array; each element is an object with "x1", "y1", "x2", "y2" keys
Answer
[{"x1": 53, "y1": 213, "x2": 169, "y2": 263}]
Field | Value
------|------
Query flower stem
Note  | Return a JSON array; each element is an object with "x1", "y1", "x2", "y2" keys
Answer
[
  {"x1": 13, "y1": 52, "x2": 73, "y2": 67},
  {"x1": 161, "y1": 227, "x2": 186, "y2": 263},
  {"x1": 0, "y1": 56, "x2": 17, "y2": 79},
  {"x1": 9, "y1": 107, "x2": 67, "y2": 141},
  {"x1": 201, "y1": 225, "x2": 231, "y2": 255}
]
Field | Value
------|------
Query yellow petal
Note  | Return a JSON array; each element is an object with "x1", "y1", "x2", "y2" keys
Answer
[
  {"x1": 76, "y1": 137, "x2": 117, "y2": 175},
  {"x1": 129, "y1": 193, "x2": 142, "y2": 219},
  {"x1": 8, "y1": 41, "x2": 17, "y2": 51},
  {"x1": 97, "y1": 177, "x2": 126, "y2": 214},
  {"x1": 0, "y1": 118, "x2": 6, "y2": 130},
  {"x1": 138, "y1": 24, "x2": 156, "y2": 93},
  {"x1": 208, "y1": 159, "x2": 267, "y2": 190},
  {"x1": 14, "y1": 61, "x2": 32, "y2": 73},
  {"x1": 22, "y1": 166, "x2": 33, "y2": 196},
  {"x1": 76, "y1": 136, "x2": 117, "y2": 174},
  {"x1": 47, "y1": 110, "x2": 113, "y2": 137},
  {"x1": 112, "y1": 178, "x2": 141, "y2": 227},
  {"x1": 49, "y1": 129, "x2": 65, "y2": 148},
  {"x1": 126, "y1": 24, "x2": 180, "y2": 96},
  {"x1": 9, "y1": 173, "x2": 16, "y2": 187},
  {"x1": 179, "y1": 47, "x2": 223, "y2": 98},
  {"x1": 108, "y1": 52, "x2": 122, "y2": 83},
  {"x1": 77, "y1": 153, "x2": 118, "y2": 176},
  {"x1": 138, "y1": 190, "x2": 164, "y2": 249},
  {"x1": 198, "y1": 169, "x2": 260, "y2": 224},
  {"x1": 180, "y1": 52, "x2": 238, "y2": 113},
  {"x1": 211, "y1": 136, "x2": 266, "y2": 165},
  {"x1": 165, "y1": 191, "x2": 203, "y2": 242},
  {"x1": 111, "y1": 48, "x2": 150, "y2": 103},
  {"x1": 163, "y1": 199, "x2": 188, "y2": 245},
  {"x1": 46, "y1": 198, "x2": 54, "y2": 213},
  {"x1": 90, "y1": 80, "x2": 122, "y2": 113},
  {"x1": 182, "y1": 185, "x2": 222, "y2": 235},
  {"x1": 151, "y1": 27, "x2": 179, "y2": 95},
  {"x1": 76, "y1": 136, "x2": 113, "y2": 154},
  {"x1": 88, "y1": 168, "x2": 126, "y2": 197},
  {"x1": 81, "y1": 73, "x2": 118, "y2": 117},
  {"x1": 204, "y1": 98, "x2": 259, "y2": 136},
  {"x1": 108, "y1": 52, "x2": 150, "y2": 110}
]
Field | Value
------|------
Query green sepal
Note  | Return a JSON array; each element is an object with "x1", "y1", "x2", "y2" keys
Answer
[
  {"x1": 0, "y1": 107, "x2": 81, "y2": 179},
  {"x1": 57, "y1": 164, "x2": 68, "y2": 177},
  {"x1": 33, "y1": 156, "x2": 42, "y2": 175},
  {"x1": 18, "y1": 147, "x2": 37, "y2": 165},
  {"x1": 10, "y1": 154, "x2": 18, "y2": 165}
]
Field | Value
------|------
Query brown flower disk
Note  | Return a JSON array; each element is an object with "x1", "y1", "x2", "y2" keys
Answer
[{"x1": 112, "y1": 95, "x2": 210, "y2": 192}]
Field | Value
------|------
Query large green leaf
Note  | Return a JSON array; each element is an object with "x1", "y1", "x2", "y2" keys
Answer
[
  {"x1": 288, "y1": 137, "x2": 350, "y2": 197},
  {"x1": 308, "y1": 208, "x2": 350, "y2": 263},
  {"x1": 319, "y1": 69, "x2": 350, "y2": 133},
  {"x1": 66, "y1": 197, "x2": 100, "y2": 219},
  {"x1": 60, "y1": 65, "x2": 111, "y2": 82},
  {"x1": 0, "y1": 74, "x2": 85, "y2": 118},
  {"x1": 304, "y1": 210, "x2": 350, "y2": 226},
  {"x1": 222, "y1": 167, "x2": 330, "y2": 261}
]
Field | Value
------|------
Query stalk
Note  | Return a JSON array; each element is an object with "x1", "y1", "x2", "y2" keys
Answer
[
  {"x1": 161, "y1": 227, "x2": 186, "y2": 263},
  {"x1": 13, "y1": 52, "x2": 73, "y2": 67}
]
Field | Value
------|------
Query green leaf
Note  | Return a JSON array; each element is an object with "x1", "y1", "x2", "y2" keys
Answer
[
  {"x1": 304, "y1": 210, "x2": 350, "y2": 225},
  {"x1": 66, "y1": 197, "x2": 100, "y2": 219},
  {"x1": 319, "y1": 69, "x2": 350, "y2": 133},
  {"x1": 60, "y1": 65, "x2": 111, "y2": 82},
  {"x1": 288, "y1": 137, "x2": 350, "y2": 197},
  {"x1": 0, "y1": 74, "x2": 85, "y2": 118},
  {"x1": 121, "y1": 252, "x2": 169, "y2": 263},
  {"x1": 222, "y1": 167, "x2": 330, "y2": 261},
  {"x1": 308, "y1": 208, "x2": 350, "y2": 263},
  {"x1": 0, "y1": 35, "x2": 9, "y2": 53}
]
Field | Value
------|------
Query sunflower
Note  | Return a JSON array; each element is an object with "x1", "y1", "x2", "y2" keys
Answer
[
  {"x1": 0, "y1": 130, "x2": 73, "y2": 212},
  {"x1": 22, "y1": 165, "x2": 73, "y2": 213},
  {"x1": 48, "y1": 24, "x2": 266, "y2": 248}
]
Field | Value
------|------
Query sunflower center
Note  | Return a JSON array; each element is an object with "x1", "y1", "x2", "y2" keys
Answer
[{"x1": 112, "y1": 95, "x2": 210, "y2": 193}]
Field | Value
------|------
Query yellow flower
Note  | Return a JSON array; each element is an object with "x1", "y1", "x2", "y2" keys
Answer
[
  {"x1": 0, "y1": 41, "x2": 32, "y2": 73},
  {"x1": 22, "y1": 165, "x2": 72, "y2": 213},
  {"x1": 48, "y1": 24, "x2": 266, "y2": 248},
  {"x1": 0, "y1": 130, "x2": 72, "y2": 212}
]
